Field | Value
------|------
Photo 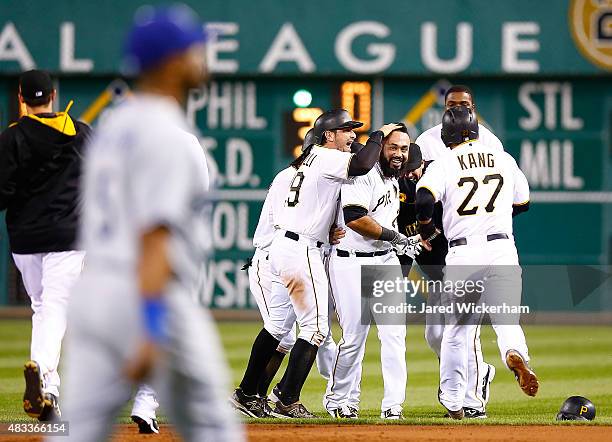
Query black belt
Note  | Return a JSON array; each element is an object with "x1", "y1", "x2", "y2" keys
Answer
[
  {"x1": 336, "y1": 249, "x2": 392, "y2": 258},
  {"x1": 284, "y1": 231, "x2": 323, "y2": 248},
  {"x1": 449, "y1": 233, "x2": 508, "y2": 248}
]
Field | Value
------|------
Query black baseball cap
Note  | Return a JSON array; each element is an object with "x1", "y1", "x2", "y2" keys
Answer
[
  {"x1": 405, "y1": 142, "x2": 423, "y2": 171},
  {"x1": 19, "y1": 70, "x2": 54, "y2": 101}
]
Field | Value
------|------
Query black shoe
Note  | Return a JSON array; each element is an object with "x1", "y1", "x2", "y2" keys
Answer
[
  {"x1": 347, "y1": 406, "x2": 359, "y2": 418},
  {"x1": 131, "y1": 415, "x2": 160, "y2": 434},
  {"x1": 38, "y1": 393, "x2": 61, "y2": 422},
  {"x1": 328, "y1": 406, "x2": 358, "y2": 419},
  {"x1": 23, "y1": 361, "x2": 46, "y2": 419},
  {"x1": 381, "y1": 407, "x2": 403, "y2": 419},
  {"x1": 230, "y1": 388, "x2": 270, "y2": 418},
  {"x1": 272, "y1": 400, "x2": 316, "y2": 419},
  {"x1": 444, "y1": 408, "x2": 464, "y2": 420},
  {"x1": 463, "y1": 407, "x2": 487, "y2": 419}
]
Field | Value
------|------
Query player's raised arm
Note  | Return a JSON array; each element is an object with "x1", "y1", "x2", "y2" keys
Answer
[{"x1": 347, "y1": 123, "x2": 402, "y2": 177}]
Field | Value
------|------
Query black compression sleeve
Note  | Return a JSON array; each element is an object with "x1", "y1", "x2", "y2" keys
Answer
[
  {"x1": 415, "y1": 188, "x2": 435, "y2": 221},
  {"x1": 512, "y1": 202, "x2": 530, "y2": 217},
  {"x1": 347, "y1": 131, "x2": 383, "y2": 177},
  {"x1": 343, "y1": 205, "x2": 368, "y2": 224}
]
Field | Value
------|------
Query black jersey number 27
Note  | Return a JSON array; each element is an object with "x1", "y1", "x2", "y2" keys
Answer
[
  {"x1": 287, "y1": 172, "x2": 305, "y2": 207},
  {"x1": 457, "y1": 173, "x2": 504, "y2": 216}
]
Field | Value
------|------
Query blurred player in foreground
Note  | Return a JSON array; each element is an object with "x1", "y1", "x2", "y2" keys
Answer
[
  {"x1": 59, "y1": 4, "x2": 242, "y2": 441},
  {"x1": 0, "y1": 70, "x2": 90, "y2": 421},
  {"x1": 415, "y1": 106, "x2": 537, "y2": 419}
]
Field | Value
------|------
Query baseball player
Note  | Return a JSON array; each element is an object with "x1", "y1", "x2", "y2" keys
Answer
[
  {"x1": 415, "y1": 106, "x2": 538, "y2": 420},
  {"x1": 59, "y1": 5, "x2": 242, "y2": 441},
  {"x1": 0, "y1": 69, "x2": 90, "y2": 421},
  {"x1": 324, "y1": 123, "x2": 423, "y2": 420},
  {"x1": 234, "y1": 108, "x2": 393, "y2": 418},
  {"x1": 232, "y1": 129, "x2": 342, "y2": 418},
  {"x1": 416, "y1": 85, "x2": 503, "y2": 162},
  {"x1": 397, "y1": 143, "x2": 496, "y2": 419}
]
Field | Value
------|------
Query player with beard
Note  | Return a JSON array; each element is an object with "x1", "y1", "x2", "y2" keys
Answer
[{"x1": 324, "y1": 123, "x2": 423, "y2": 419}]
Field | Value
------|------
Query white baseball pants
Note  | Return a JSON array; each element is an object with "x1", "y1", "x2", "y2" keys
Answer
[
  {"x1": 267, "y1": 232, "x2": 329, "y2": 347},
  {"x1": 249, "y1": 248, "x2": 297, "y2": 353},
  {"x1": 439, "y1": 236, "x2": 529, "y2": 412},
  {"x1": 324, "y1": 251, "x2": 407, "y2": 412},
  {"x1": 12, "y1": 250, "x2": 85, "y2": 397}
]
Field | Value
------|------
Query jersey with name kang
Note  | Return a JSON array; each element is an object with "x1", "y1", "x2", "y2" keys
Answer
[
  {"x1": 275, "y1": 145, "x2": 353, "y2": 244},
  {"x1": 339, "y1": 163, "x2": 399, "y2": 253},
  {"x1": 416, "y1": 139, "x2": 529, "y2": 242}
]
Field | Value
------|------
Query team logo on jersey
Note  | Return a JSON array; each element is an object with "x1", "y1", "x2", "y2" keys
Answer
[
  {"x1": 373, "y1": 190, "x2": 393, "y2": 212},
  {"x1": 569, "y1": 0, "x2": 612, "y2": 70}
]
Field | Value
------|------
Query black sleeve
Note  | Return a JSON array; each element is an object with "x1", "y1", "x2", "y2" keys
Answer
[
  {"x1": 415, "y1": 187, "x2": 435, "y2": 221},
  {"x1": 347, "y1": 131, "x2": 383, "y2": 177},
  {"x1": 343, "y1": 205, "x2": 368, "y2": 224},
  {"x1": 0, "y1": 128, "x2": 19, "y2": 210},
  {"x1": 512, "y1": 202, "x2": 530, "y2": 217}
]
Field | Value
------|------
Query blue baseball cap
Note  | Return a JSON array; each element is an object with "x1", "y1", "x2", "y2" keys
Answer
[{"x1": 123, "y1": 3, "x2": 207, "y2": 74}]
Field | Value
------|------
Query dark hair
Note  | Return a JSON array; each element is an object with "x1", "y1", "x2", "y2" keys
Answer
[
  {"x1": 444, "y1": 85, "x2": 474, "y2": 103},
  {"x1": 290, "y1": 145, "x2": 313, "y2": 169},
  {"x1": 22, "y1": 95, "x2": 52, "y2": 107}
]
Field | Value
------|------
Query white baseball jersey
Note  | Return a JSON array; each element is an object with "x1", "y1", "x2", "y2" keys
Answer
[
  {"x1": 275, "y1": 146, "x2": 353, "y2": 243},
  {"x1": 252, "y1": 167, "x2": 296, "y2": 251},
  {"x1": 339, "y1": 163, "x2": 399, "y2": 252},
  {"x1": 416, "y1": 139, "x2": 529, "y2": 241},
  {"x1": 416, "y1": 123, "x2": 503, "y2": 161},
  {"x1": 81, "y1": 94, "x2": 210, "y2": 290}
]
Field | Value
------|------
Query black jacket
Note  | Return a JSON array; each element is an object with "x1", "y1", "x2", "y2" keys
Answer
[
  {"x1": 397, "y1": 174, "x2": 447, "y2": 281},
  {"x1": 0, "y1": 113, "x2": 91, "y2": 254}
]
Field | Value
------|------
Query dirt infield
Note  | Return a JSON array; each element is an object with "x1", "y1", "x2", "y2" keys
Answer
[
  {"x1": 245, "y1": 425, "x2": 611, "y2": 442},
  {"x1": 1, "y1": 424, "x2": 610, "y2": 441}
]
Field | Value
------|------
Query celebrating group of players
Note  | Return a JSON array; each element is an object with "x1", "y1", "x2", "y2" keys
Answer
[{"x1": 230, "y1": 85, "x2": 540, "y2": 420}]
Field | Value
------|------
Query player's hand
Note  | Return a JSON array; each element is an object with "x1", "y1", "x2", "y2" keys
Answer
[
  {"x1": 329, "y1": 225, "x2": 346, "y2": 245},
  {"x1": 379, "y1": 123, "x2": 403, "y2": 138},
  {"x1": 124, "y1": 339, "x2": 160, "y2": 383},
  {"x1": 420, "y1": 229, "x2": 440, "y2": 252}
]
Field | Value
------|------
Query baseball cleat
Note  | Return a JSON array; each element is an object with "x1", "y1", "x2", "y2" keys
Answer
[
  {"x1": 347, "y1": 406, "x2": 359, "y2": 418},
  {"x1": 506, "y1": 350, "x2": 539, "y2": 397},
  {"x1": 229, "y1": 388, "x2": 270, "y2": 418},
  {"x1": 445, "y1": 408, "x2": 464, "y2": 420},
  {"x1": 131, "y1": 415, "x2": 160, "y2": 434},
  {"x1": 482, "y1": 363, "x2": 496, "y2": 402},
  {"x1": 463, "y1": 407, "x2": 487, "y2": 419},
  {"x1": 380, "y1": 407, "x2": 404, "y2": 419},
  {"x1": 38, "y1": 393, "x2": 61, "y2": 422},
  {"x1": 327, "y1": 405, "x2": 358, "y2": 419},
  {"x1": 272, "y1": 400, "x2": 316, "y2": 419},
  {"x1": 23, "y1": 361, "x2": 45, "y2": 419}
]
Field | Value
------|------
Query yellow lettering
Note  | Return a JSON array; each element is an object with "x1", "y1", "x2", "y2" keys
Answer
[{"x1": 580, "y1": 405, "x2": 588, "y2": 415}]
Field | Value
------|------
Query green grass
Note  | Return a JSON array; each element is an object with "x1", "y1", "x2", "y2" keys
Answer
[{"x1": 1, "y1": 320, "x2": 611, "y2": 425}]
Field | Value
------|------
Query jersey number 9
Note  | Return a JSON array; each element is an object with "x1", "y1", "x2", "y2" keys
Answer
[{"x1": 287, "y1": 171, "x2": 305, "y2": 207}]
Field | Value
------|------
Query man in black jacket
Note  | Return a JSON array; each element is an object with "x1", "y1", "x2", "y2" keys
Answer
[{"x1": 0, "y1": 70, "x2": 90, "y2": 421}]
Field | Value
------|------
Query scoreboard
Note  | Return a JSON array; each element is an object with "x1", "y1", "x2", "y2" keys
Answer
[{"x1": 0, "y1": 75, "x2": 610, "y2": 308}]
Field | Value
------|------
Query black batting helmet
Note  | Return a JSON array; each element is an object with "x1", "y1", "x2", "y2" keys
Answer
[
  {"x1": 302, "y1": 128, "x2": 315, "y2": 152},
  {"x1": 556, "y1": 396, "x2": 596, "y2": 421},
  {"x1": 313, "y1": 109, "x2": 363, "y2": 144},
  {"x1": 440, "y1": 105, "x2": 479, "y2": 147}
]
